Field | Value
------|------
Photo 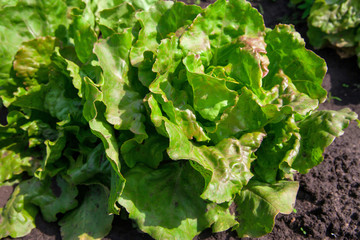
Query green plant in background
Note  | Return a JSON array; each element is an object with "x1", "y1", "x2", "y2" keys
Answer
[
  {"x1": 0, "y1": 0, "x2": 358, "y2": 239},
  {"x1": 292, "y1": 0, "x2": 360, "y2": 67},
  {"x1": 290, "y1": 0, "x2": 314, "y2": 19}
]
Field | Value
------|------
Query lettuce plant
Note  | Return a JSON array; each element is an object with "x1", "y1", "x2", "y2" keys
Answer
[
  {"x1": 293, "y1": 0, "x2": 360, "y2": 67},
  {"x1": 0, "y1": 0, "x2": 357, "y2": 239}
]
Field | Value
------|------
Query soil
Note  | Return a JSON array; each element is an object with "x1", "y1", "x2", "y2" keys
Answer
[{"x1": 1, "y1": 0, "x2": 359, "y2": 239}]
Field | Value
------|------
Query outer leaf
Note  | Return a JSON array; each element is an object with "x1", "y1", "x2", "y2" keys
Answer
[
  {"x1": 235, "y1": 180, "x2": 299, "y2": 238},
  {"x1": 0, "y1": 147, "x2": 32, "y2": 184},
  {"x1": 0, "y1": 183, "x2": 38, "y2": 238},
  {"x1": 264, "y1": 24, "x2": 327, "y2": 102},
  {"x1": 292, "y1": 108, "x2": 358, "y2": 173},
  {"x1": 59, "y1": 185, "x2": 113, "y2": 240},
  {"x1": 22, "y1": 176, "x2": 78, "y2": 222},
  {"x1": 118, "y1": 162, "x2": 235, "y2": 240},
  {"x1": 206, "y1": 202, "x2": 238, "y2": 233}
]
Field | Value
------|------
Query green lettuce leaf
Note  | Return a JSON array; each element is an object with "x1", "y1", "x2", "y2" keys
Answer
[
  {"x1": 165, "y1": 119, "x2": 265, "y2": 203},
  {"x1": 184, "y1": 55, "x2": 237, "y2": 122},
  {"x1": 0, "y1": 0, "x2": 18, "y2": 9},
  {"x1": 121, "y1": 135, "x2": 168, "y2": 169},
  {"x1": 81, "y1": 76, "x2": 125, "y2": 213},
  {"x1": 0, "y1": 0, "x2": 67, "y2": 80},
  {"x1": 43, "y1": 72, "x2": 82, "y2": 121},
  {"x1": 118, "y1": 162, "x2": 236, "y2": 240},
  {"x1": 67, "y1": 143, "x2": 111, "y2": 185},
  {"x1": 21, "y1": 176, "x2": 78, "y2": 222},
  {"x1": 94, "y1": 31, "x2": 147, "y2": 142},
  {"x1": 212, "y1": 88, "x2": 268, "y2": 142},
  {"x1": 149, "y1": 76, "x2": 210, "y2": 142},
  {"x1": 0, "y1": 183, "x2": 38, "y2": 238},
  {"x1": 180, "y1": 0, "x2": 265, "y2": 66},
  {"x1": 235, "y1": 179, "x2": 298, "y2": 238},
  {"x1": 98, "y1": 2, "x2": 137, "y2": 38},
  {"x1": 253, "y1": 115, "x2": 300, "y2": 183},
  {"x1": 0, "y1": 147, "x2": 32, "y2": 184},
  {"x1": 264, "y1": 24, "x2": 327, "y2": 102},
  {"x1": 13, "y1": 36, "x2": 57, "y2": 85},
  {"x1": 130, "y1": 1, "x2": 201, "y2": 86},
  {"x1": 292, "y1": 108, "x2": 358, "y2": 173},
  {"x1": 70, "y1": 14, "x2": 97, "y2": 64},
  {"x1": 129, "y1": 1, "x2": 173, "y2": 67},
  {"x1": 59, "y1": 184, "x2": 113, "y2": 240},
  {"x1": 0, "y1": 111, "x2": 44, "y2": 183},
  {"x1": 149, "y1": 38, "x2": 210, "y2": 142}
]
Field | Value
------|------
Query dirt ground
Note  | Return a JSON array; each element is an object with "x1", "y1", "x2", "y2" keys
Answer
[{"x1": 1, "y1": 0, "x2": 359, "y2": 239}]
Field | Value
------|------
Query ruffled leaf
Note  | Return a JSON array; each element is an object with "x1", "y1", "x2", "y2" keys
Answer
[
  {"x1": 118, "y1": 162, "x2": 236, "y2": 240},
  {"x1": 292, "y1": 108, "x2": 358, "y2": 173},
  {"x1": 235, "y1": 180, "x2": 299, "y2": 238},
  {"x1": 0, "y1": 183, "x2": 38, "y2": 238}
]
